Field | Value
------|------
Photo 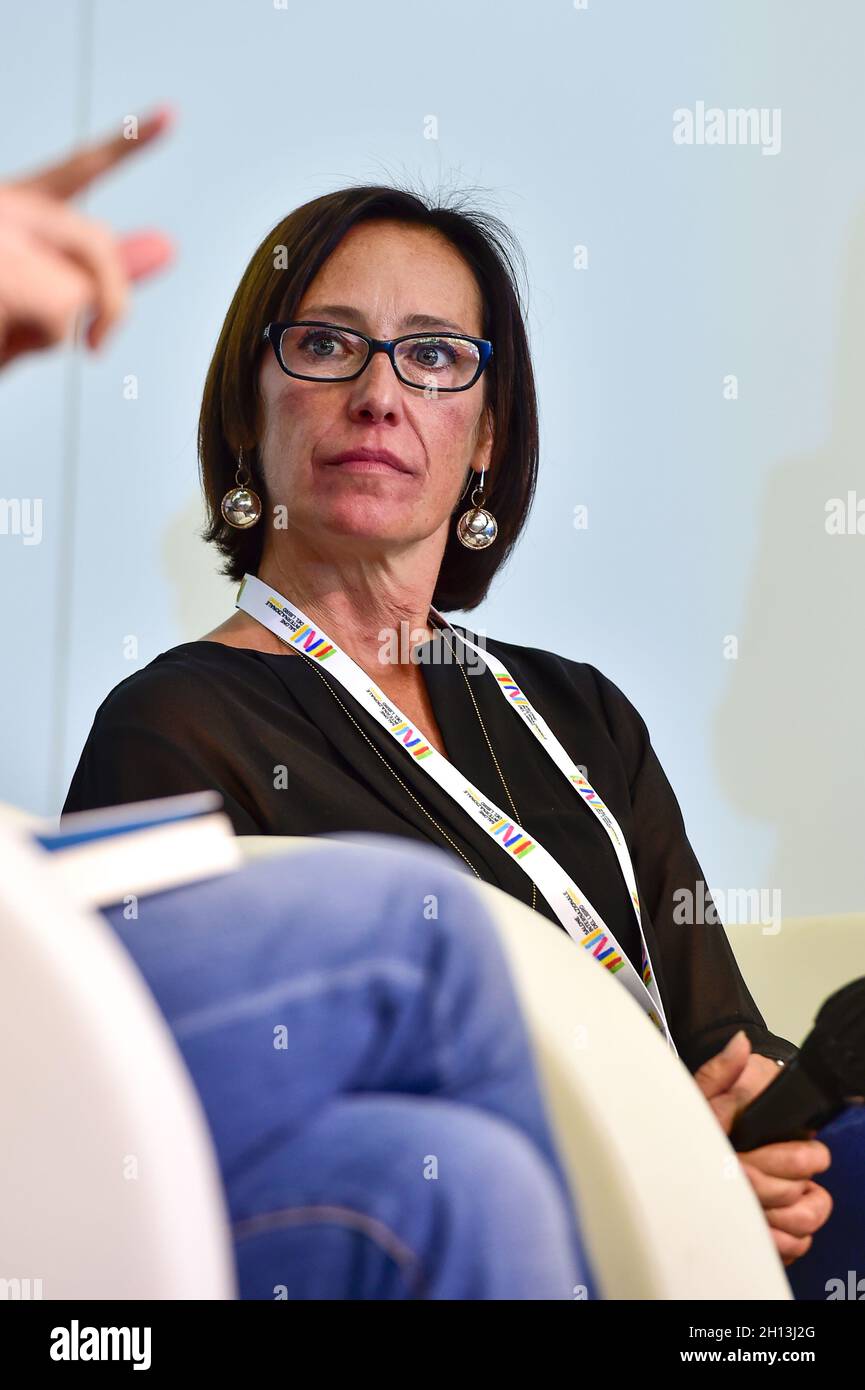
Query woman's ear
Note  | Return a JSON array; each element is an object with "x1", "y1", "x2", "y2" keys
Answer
[{"x1": 471, "y1": 404, "x2": 494, "y2": 475}]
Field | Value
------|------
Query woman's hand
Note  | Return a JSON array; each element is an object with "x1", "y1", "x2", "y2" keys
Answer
[
  {"x1": 693, "y1": 1029, "x2": 833, "y2": 1267},
  {"x1": 0, "y1": 106, "x2": 175, "y2": 369}
]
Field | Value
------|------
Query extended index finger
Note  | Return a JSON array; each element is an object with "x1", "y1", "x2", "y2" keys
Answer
[{"x1": 10, "y1": 105, "x2": 174, "y2": 200}]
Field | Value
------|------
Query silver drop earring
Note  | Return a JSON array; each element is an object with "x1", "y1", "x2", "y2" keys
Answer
[
  {"x1": 221, "y1": 446, "x2": 262, "y2": 529},
  {"x1": 456, "y1": 462, "x2": 497, "y2": 549}
]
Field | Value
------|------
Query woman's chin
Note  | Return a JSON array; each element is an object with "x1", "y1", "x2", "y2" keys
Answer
[{"x1": 313, "y1": 500, "x2": 420, "y2": 543}]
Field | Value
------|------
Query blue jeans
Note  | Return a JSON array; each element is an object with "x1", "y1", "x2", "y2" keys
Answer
[
  {"x1": 785, "y1": 1102, "x2": 865, "y2": 1301},
  {"x1": 100, "y1": 834, "x2": 595, "y2": 1300}
]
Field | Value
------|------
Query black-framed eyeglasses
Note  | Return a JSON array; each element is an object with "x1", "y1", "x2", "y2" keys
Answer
[{"x1": 262, "y1": 321, "x2": 493, "y2": 392}]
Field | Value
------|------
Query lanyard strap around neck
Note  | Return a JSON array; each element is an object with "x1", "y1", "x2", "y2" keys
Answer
[{"x1": 237, "y1": 572, "x2": 676, "y2": 1054}]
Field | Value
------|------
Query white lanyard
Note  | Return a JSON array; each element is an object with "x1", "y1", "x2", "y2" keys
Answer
[{"x1": 237, "y1": 572, "x2": 676, "y2": 1053}]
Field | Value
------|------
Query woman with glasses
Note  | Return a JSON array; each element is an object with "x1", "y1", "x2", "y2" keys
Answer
[{"x1": 63, "y1": 185, "x2": 837, "y2": 1273}]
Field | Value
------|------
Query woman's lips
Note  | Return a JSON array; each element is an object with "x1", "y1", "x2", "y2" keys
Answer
[{"x1": 322, "y1": 457, "x2": 411, "y2": 475}]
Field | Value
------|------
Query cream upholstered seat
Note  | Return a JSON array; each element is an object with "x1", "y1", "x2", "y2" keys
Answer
[{"x1": 238, "y1": 833, "x2": 793, "y2": 1300}]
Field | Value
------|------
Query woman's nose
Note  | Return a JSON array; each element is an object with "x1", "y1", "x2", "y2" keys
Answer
[{"x1": 347, "y1": 349, "x2": 403, "y2": 417}]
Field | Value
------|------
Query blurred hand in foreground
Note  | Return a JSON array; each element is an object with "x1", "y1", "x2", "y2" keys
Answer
[{"x1": 0, "y1": 105, "x2": 175, "y2": 369}]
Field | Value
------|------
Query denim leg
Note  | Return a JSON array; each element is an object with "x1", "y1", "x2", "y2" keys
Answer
[
  {"x1": 786, "y1": 1104, "x2": 865, "y2": 1301},
  {"x1": 229, "y1": 1093, "x2": 587, "y2": 1300},
  {"x1": 99, "y1": 835, "x2": 595, "y2": 1298}
]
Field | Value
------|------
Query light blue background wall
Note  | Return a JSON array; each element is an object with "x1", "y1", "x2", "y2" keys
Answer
[{"x1": 1, "y1": 0, "x2": 863, "y2": 918}]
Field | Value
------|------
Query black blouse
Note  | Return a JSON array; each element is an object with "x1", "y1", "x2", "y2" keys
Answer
[{"x1": 62, "y1": 624, "x2": 797, "y2": 1074}]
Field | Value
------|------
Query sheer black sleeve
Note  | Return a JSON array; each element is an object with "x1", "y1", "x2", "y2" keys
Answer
[
  {"x1": 586, "y1": 663, "x2": 798, "y2": 1074},
  {"x1": 61, "y1": 662, "x2": 262, "y2": 835}
]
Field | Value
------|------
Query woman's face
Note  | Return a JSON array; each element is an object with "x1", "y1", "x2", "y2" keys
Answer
[{"x1": 255, "y1": 219, "x2": 493, "y2": 557}]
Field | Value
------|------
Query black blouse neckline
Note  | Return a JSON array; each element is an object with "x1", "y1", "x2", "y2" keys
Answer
[{"x1": 161, "y1": 628, "x2": 560, "y2": 915}]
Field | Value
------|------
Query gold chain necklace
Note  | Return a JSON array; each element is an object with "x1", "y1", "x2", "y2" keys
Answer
[{"x1": 292, "y1": 625, "x2": 538, "y2": 915}]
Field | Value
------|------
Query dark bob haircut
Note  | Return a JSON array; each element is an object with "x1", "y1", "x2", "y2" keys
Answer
[{"x1": 198, "y1": 183, "x2": 538, "y2": 613}]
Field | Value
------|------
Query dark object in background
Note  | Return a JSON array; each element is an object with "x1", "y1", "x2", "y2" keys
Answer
[{"x1": 731, "y1": 977, "x2": 865, "y2": 1151}]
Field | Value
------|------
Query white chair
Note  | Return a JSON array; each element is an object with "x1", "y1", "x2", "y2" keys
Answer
[
  {"x1": 0, "y1": 815, "x2": 237, "y2": 1299},
  {"x1": 238, "y1": 833, "x2": 794, "y2": 1300}
]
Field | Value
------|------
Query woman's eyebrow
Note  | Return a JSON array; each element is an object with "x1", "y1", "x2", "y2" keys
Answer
[{"x1": 298, "y1": 303, "x2": 471, "y2": 334}]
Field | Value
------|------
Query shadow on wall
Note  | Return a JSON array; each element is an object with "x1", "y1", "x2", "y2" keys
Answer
[
  {"x1": 714, "y1": 196, "x2": 865, "y2": 918},
  {"x1": 161, "y1": 495, "x2": 237, "y2": 641}
]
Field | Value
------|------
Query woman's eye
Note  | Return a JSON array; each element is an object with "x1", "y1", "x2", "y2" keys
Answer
[
  {"x1": 412, "y1": 338, "x2": 458, "y2": 368},
  {"x1": 303, "y1": 332, "x2": 335, "y2": 355}
]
